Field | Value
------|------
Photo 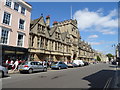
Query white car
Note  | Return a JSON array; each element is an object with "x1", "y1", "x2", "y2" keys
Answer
[
  {"x1": 0, "y1": 65, "x2": 8, "y2": 78},
  {"x1": 73, "y1": 60, "x2": 84, "y2": 66}
]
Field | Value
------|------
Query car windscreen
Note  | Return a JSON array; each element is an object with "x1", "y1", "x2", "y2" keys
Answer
[
  {"x1": 52, "y1": 62, "x2": 58, "y2": 65},
  {"x1": 21, "y1": 62, "x2": 28, "y2": 65}
]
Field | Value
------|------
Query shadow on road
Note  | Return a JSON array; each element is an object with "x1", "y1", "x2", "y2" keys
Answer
[{"x1": 82, "y1": 69, "x2": 116, "y2": 89}]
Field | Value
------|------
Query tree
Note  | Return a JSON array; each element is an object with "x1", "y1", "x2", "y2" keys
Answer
[
  {"x1": 106, "y1": 53, "x2": 114, "y2": 61},
  {"x1": 97, "y1": 56, "x2": 101, "y2": 61}
]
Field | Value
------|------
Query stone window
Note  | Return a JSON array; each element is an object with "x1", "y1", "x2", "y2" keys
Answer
[
  {"x1": 55, "y1": 42, "x2": 57, "y2": 50},
  {"x1": 37, "y1": 37, "x2": 40, "y2": 48},
  {"x1": 40, "y1": 37, "x2": 44, "y2": 49},
  {"x1": 45, "y1": 39, "x2": 48, "y2": 49}
]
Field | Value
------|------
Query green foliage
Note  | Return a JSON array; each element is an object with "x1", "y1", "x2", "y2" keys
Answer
[
  {"x1": 106, "y1": 53, "x2": 114, "y2": 61},
  {"x1": 97, "y1": 56, "x2": 101, "y2": 61}
]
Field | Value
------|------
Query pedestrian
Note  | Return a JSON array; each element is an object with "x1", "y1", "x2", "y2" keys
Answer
[{"x1": 13, "y1": 59, "x2": 19, "y2": 71}]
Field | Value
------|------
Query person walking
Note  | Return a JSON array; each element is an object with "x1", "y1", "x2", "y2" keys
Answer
[{"x1": 13, "y1": 59, "x2": 19, "y2": 71}]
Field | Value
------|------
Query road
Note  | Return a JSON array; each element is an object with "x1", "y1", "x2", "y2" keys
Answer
[{"x1": 2, "y1": 63, "x2": 117, "y2": 89}]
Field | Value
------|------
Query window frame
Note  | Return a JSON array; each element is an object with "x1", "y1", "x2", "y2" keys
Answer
[
  {"x1": 17, "y1": 32, "x2": 24, "y2": 47},
  {"x1": 0, "y1": 27, "x2": 10, "y2": 45},
  {"x1": 5, "y1": 0, "x2": 12, "y2": 8},
  {"x1": 2, "y1": 11, "x2": 11, "y2": 26},
  {"x1": 14, "y1": 2, "x2": 19, "y2": 11},
  {"x1": 19, "y1": 19, "x2": 25, "y2": 30}
]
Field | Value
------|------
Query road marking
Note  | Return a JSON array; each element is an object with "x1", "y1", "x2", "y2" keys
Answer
[{"x1": 103, "y1": 77, "x2": 112, "y2": 90}]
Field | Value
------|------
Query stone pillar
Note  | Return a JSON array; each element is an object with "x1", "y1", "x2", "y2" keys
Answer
[{"x1": 34, "y1": 54, "x2": 40, "y2": 61}]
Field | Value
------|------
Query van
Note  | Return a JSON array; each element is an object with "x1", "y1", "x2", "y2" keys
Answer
[{"x1": 73, "y1": 60, "x2": 84, "y2": 67}]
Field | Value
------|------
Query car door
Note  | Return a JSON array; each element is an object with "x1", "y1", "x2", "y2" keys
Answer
[
  {"x1": 59, "y1": 62, "x2": 63, "y2": 68},
  {"x1": 37, "y1": 62, "x2": 44, "y2": 71},
  {"x1": 30, "y1": 62, "x2": 38, "y2": 71}
]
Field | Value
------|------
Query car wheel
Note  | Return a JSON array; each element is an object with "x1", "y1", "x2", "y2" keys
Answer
[
  {"x1": 28, "y1": 69, "x2": 33, "y2": 74},
  {"x1": 43, "y1": 68, "x2": 47, "y2": 72}
]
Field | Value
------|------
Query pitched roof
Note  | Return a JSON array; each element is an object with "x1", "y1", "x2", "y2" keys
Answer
[
  {"x1": 30, "y1": 16, "x2": 43, "y2": 29},
  {"x1": 49, "y1": 26, "x2": 57, "y2": 36}
]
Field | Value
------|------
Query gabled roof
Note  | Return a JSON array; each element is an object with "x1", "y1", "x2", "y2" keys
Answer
[
  {"x1": 49, "y1": 26, "x2": 57, "y2": 36},
  {"x1": 30, "y1": 16, "x2": 43, "y2": 29}
]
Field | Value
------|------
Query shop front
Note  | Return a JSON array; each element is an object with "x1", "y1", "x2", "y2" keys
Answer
[{"x1": 1, "y1": 45, "x2": 28, "y2": 62}]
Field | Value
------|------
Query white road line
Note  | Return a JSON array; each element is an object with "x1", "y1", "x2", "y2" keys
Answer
[{"x1": 103, "y1": 77, "x2": 112, "y2": 90}]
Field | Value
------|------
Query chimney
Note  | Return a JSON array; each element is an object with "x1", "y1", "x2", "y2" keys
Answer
[
  {"x1": 46, "y1": 15, "x2": 50, "y2": 27},
  {"x1": 53, "y1": 21, "x2": 58, "y2": 26}
]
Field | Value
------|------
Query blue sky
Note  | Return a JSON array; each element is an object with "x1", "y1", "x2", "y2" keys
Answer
[{"x1": 29, "y1": 2, "x2": 118, "y2": 55}]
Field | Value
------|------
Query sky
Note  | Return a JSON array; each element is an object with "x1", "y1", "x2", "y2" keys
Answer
[{"x1": 29, "y1": 2, "x2": 118, "y2": 55}]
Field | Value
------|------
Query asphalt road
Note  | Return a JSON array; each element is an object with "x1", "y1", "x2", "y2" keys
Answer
[{"x1": 2, "y1": 63, "x2": 117, "y2": 89}]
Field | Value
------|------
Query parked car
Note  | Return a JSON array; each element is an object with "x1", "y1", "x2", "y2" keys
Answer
[
  {"x1": 112, "y1": 61, "x2": 117, "y2": 65},
  {"x1": 0, "y1": 65, "x2": 8, "y2": 78},
  {"x1": 67, "y1": 63, "x2": 74, "y2": 68},
  {"x1": 83, "y1": 61, "x2": 89, "y2": 66},
  {"x1": 51, "y1": 61, "x2": 68, "y2": 70},
  {"x1": 18, "y1": 61, "x2": 47, "y2": 74},
  {"x1": 73, "y1": 60, "x2": 84, "y2": 67},
  {"x1": 67, "y1": 63, "x2": 79, "y2": 68}
]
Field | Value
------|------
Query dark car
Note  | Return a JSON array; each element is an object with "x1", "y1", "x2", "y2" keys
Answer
[
  {"x1": 83, "y1": 61, "x2": 89, "y2": 66},
  {"x1": 112, "y1": 61, "x2": 117, "y2": 65},
  {"x1": 51, "y1": 61, "x2": 68, "y2": 70}
]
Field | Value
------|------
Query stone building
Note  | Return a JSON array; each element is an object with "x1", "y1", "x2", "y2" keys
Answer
[{"x1": 29, "y1": 15, "x2": 95, "y2": 62}]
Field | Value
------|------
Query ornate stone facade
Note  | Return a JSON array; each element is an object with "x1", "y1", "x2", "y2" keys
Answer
[{"x1": 29, "y1": 16, "x2": 96, "y2": 62}]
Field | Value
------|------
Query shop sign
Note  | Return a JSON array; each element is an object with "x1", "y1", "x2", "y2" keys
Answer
[{"x1": 4, "y1": 50, "x2": 15, "y2": 54}]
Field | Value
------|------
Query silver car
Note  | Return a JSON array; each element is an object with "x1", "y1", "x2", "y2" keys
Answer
[
  {"x1": 18, "y1": 61, "x2": 47, "y2": 74},
  {"x1": 0, "y1": 65, "x2": 8, "y2": 78}
]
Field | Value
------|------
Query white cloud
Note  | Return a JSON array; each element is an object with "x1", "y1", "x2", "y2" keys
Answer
[
  {"x1": 99, "y1": 29, "x2": 116, "y2": 35},
  {"x1": 88, "y1": 35, "x2": 98, "y2": 38},
  {"x1": 89, "y1": 42, "x2": 102, "y2": 45},
  {"x1": 73, "y1": 8, "x2": 118, "y2": 35}
]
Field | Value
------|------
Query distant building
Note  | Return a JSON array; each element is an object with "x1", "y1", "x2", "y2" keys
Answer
[
  {"x1": 29, "y1": 16, "x2": 96, "y2": 62},
  {"x1": 0, "y1": 0, "x2": 32, "y2": 61}
]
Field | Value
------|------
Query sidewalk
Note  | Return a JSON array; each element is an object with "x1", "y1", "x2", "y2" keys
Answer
[{"x1": 8, "y1": 70, "x2": 19, "y2": 74}]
